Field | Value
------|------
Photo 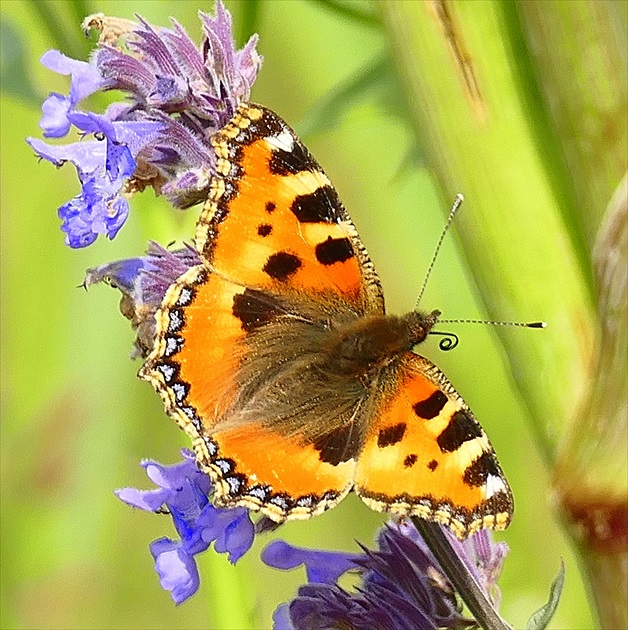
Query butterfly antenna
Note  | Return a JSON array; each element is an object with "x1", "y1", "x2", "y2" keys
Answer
[
  {"x1": 415, "y1": 193, "x2": 464, "y2": 310},
  {"x1": 436, "y1": 318, "x2": 547, "y2": 328},
  {"x1": 429, "y1": 319, "x2": 546, "y2": 352}
]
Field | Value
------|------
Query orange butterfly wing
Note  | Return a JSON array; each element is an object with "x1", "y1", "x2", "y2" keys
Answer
[
  {"x1": 141, "y1": 263, "x2": 357, "y2": 520},
  {"x1": 140, "y1": 103, "x2": 514, "y2": 536},
  {"x1": 355, "y1": 353, "x2": 513, "y2": 538},
  {"x1": 141, "y1": 104, "x2": 380, "y2": 520},
  {"x1": 195, "y1": 103, "x2": 383, "y2": 314}
]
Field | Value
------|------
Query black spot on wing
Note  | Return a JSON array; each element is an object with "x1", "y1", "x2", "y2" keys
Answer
[
  {"x1": 266, "y1": 201, "x2": 276, "y2": 213},
  {"x1": 263, "y1": 252, "x2": 302, "y2": 281},
  {"x1": 436, "y1": 410, "x2": 483, "y2": 453},
  {"x1": 291, "y1": 186, "x2": 344, "y2": 223},
  {"x1": 377, "y1": 423, "x2": 406, "y2": 448},
  {"x1": 427, "y1": 459, "x2": 438, "y2": 471},
  {"x1": 403, "y1": 454, "x2": 417, "y2": 468},
  {"x1": 232, "y1": 289, "x2": 285, "y2": 332},
  {"x1": 258, "y1": 223, "x2": 272, "y2": 237},
  {"x1": 413, "y1": 390, "x2": 448, "y2": 419},
  {"x1": 313, "y1": 423, "x2": 360, "y2": 466},
  {"x1": 463, "y1": 452, "x2": 501, "y2": 487},
  {"x1": 315, "y1": 237, "x2": 354, "y2": 266},
  {"x1": 269, "y1": 141, "x2": 317, "y2": 176}
]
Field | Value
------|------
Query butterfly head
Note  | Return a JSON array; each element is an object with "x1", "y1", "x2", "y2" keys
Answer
[{"x1": 405, "y1": 309, "x2": 442, "y2": 346}]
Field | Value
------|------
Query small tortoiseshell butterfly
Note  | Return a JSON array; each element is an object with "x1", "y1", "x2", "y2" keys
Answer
[{"x1": 139, "y1": 103, "x2": 513, "y2": 539}]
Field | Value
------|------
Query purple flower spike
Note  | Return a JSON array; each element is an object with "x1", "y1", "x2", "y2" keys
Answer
[
  {"x1": 84, "y1": 242, "x2": 201, "y2": 357},
  {"x1": 268, "y1": 520, "x2": 509, "y2": 630},
  {"x1": 116, "y1": 450, "x2": 256, "y2": 604},
  {"x1": 28, "y1": 1, "x2": 261, "y2": 247}
]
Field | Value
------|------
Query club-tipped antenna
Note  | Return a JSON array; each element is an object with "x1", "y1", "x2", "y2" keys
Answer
[
  {"x1": 436, "y1": 318, "x2": 547, "y2": 328},
  {"x1": 415, "y1": 193, "x2": 464, "y2": 310},
  {"x1": 428, "y1": 319, "x2": 546, "y2": 352}
]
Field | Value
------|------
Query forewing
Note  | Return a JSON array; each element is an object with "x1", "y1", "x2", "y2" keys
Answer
[{"x1": 195, "y1": 103, "x2": 384, "y2": 315}]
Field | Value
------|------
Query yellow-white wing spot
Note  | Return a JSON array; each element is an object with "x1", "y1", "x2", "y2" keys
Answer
[
  {"x1": 485, "y1": 474, "x2": 508, "y2": 498},
  {"x1": 265, "y1": 130, "x2": 294, "y2": 152}
]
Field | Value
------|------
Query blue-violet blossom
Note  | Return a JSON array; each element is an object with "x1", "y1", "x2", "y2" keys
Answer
[
  {"x1": 84, "y1": 241, "x2": 201, "y2": 357},
  {"x1": 27, "y1": 1, "x2": 261, "y2": 248},
  {"x1": 263, "y1": 519, "x2": 508, "y2": 630},
  {"x1": 117, "y1": 450, "x2": 255, "y2": 604}
]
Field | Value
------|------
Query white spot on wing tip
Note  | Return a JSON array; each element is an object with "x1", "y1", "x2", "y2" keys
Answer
[
  {"x1": 266, "y1": 130, "x2": 294, "y2": 152},
  {"x1": 485, "y1": 474, "x2": 507, "y2": 498}
]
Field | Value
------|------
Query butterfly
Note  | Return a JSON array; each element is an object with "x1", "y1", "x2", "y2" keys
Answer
[{"x1": 139, "y1": 103, "x2": 513, "y2": 539}]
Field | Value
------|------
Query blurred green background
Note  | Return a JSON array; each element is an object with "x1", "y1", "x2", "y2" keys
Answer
[{"x1": 3, "y1": 0, "x2": 625, "y2": 628}]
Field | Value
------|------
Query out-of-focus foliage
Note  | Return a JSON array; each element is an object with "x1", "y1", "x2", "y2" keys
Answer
[{"x1": 3, "y1": 1, "x2": 622, "y2": 628}]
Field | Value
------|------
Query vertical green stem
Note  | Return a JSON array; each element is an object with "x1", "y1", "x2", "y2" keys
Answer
[
  {"x1": 378, "y1": 0, "x2": 595, "y2": 457},
  {"x1": 412, "y1": 518, "x2": 511, "y2": 630}
]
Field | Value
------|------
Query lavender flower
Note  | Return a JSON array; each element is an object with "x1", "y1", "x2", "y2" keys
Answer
[
  {"x1": 117, "y1": 450, "x2": 255, "y2": 604},
  {"x1": 84, "y1": 242, "x2": 201, "y2": 357},
  {"x1": 264, "y1": 520, "x2": 508, "y2": 630},
  {"x1": 27, "y1": 1, "x2": 261, "y2": 248}
]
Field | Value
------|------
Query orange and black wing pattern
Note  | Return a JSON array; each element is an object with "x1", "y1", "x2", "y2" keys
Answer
[
  {"x1": 356, "y1": 353, "x2": 513, "y2": 538},
  {"x1": 140, "y1": 104, "x2": 379, "y2": 521},
  {"x1": 196, "y1": 103, "x2": 384, "y2": 315}
]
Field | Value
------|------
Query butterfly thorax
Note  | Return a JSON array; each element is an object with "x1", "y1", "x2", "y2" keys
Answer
[{"x1": 327, "y1": 309, "x2": 441, "y2": 376}]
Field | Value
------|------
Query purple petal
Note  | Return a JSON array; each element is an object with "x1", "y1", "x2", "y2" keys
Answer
[
  {"x1": 40, "y1": 93, "x2": 72, "y2": 137},
  {"x1": 196, "y1": 504, "x2": 256, "y2": 563},
  {"x1": 27, "y1": 136, "x2": 106, "y2": 174},
  {"x1": 150, "y1": 538, "x2": 200, "y2": 605},
  {"x1": 66, "y1": 110, "x2": 115, "y2": 136},
  {"x1": 143, "y1": 456, "x2": 197, "y2": 490},
  {"x1": 83, "y1": 257, "x2": 152, "y2": 293},
  {"x1": 213, "y1": 509, "x2": 255, "y2": 563},
  {"x1": 115, "y1": 486, "x2": 169, "y2": 512},
  {"x1": 272, "y1": 604, "x2": 295, "y2": 630},
  {"x1": 40, "y1": 49, "x2": 103, "y2": 102},
  {"x1": 38, "y1": 50, "x2": 103, "y2": 138},
  {"x1": 262, "y1": 541, "x2": 359, "y2": 585}
]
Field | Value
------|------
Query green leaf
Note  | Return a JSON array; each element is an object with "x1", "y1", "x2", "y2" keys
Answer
[
  {"x1": 297, "y1": 55, "x2": 407, "y2": 139},
  {"x1": 307, "y1": 0, "x2": 380, "y2": 27},
  {"x1": 0, "y1": 18, "x2": 40, "y2": 106},
  {"x1": 526, "y1": 560, "x2": 566, "y2": 630},
  {"x1": 237, "y1": 0, "x2": 261, "y2": 47}
]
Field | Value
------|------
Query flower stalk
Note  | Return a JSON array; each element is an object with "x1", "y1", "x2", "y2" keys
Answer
[
  {"x1": 378, "y1": 2, "x2": 626, "y2": 626},
  {"x1": 412, "y1": 517, "x2": 510, "y2": 630}
]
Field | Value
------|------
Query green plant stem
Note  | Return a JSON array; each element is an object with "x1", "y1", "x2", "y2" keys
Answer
[
  {"x1": 514, "y1": 0, "x2": 628, "y2": 250},
  {"x1": 378, "y1": 0, "x2": 595, "y2": 460},
  {"x1": 584, "y1": 546, "x2": 628, "y2": 630}
]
